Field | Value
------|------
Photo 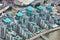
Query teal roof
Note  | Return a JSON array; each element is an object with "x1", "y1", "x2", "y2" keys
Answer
[
  {"x1": 3, "y1": 18, "x2": 11, "y2": 23},
  {"x1": 16, "y1": 36, "x2": 21, "y2": 40},
  {"x1": 37, "y1": 6, "x2": 44, "y2": 11},
  {"x1": 26, "y1": 6, "x2": 34, "y2": 12},
  {"x1": 16, "y1": 12, "x2": 23, "y2": 17},
  {"x1": 46, "y1": 4, "x2": 53, "y2": 9}
]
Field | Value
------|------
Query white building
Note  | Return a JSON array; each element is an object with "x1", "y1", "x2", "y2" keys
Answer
[{"x1": 14, "y1": 0, "x2": 34, "y2": 6}]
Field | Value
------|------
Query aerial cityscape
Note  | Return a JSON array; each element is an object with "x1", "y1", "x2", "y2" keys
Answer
[{"x1": 0, "y1": 0, "x2": 60, "y2": 40}]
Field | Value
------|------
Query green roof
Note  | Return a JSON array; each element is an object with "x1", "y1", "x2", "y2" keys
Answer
[
  {"x1": 37, "y1": 6, "x2": 44, "y2": 11},
  {"x1": 46, "y1": 4, "x2": 53, "y2": 9},
  {"x1": 3, "y1": 18, "x2": 11, "y2": 23},
  {"x1": 26, "y1": 6, "x2": 34, "y2": 12},
  {"x1": 16, "y1": 12, "x2": 23, "y2": 17}
]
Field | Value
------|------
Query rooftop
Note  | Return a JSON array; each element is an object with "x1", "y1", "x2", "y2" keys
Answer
[{"x1": 3, "y1": 18, "x2": 11, "y2": 23}]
